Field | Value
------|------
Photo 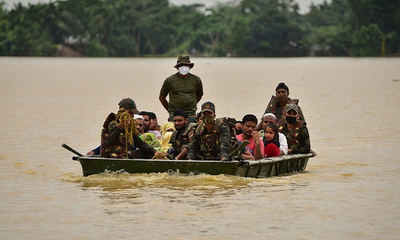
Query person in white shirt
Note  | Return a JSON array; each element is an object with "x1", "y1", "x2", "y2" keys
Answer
[{"x1": 259, "y1": 113, "x2": 288, "y2": 156}]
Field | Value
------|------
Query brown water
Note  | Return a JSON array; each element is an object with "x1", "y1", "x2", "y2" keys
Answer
[{"x1": 1, "y1": 57, "x2": 399, "y2": 240}]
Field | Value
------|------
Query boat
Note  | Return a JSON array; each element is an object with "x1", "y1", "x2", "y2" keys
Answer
[{"x1": 71, "y1": 153, "x2": 315, "y2": 178}]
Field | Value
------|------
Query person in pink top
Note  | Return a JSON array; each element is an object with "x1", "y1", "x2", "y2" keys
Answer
[{"x1": 236, "y1": 114, "x2": 264, "y2": 160}]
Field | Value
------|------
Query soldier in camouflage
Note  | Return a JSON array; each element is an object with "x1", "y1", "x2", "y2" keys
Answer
[
  {"x1": 187, "y1": 101, "x2": 232, "y2": 160},
  {"x1": 279, "y1": 103, "x2": 311, "y2": 154},
  {"x1": 263, "y1": 82, "x2": 305, "y2": 127},
  {"x1": 168, "y1": 108, "x2": 196, "y2": 160},
  {"x1": 100, "y1": 98, "x2": 164, "y2": 159}
]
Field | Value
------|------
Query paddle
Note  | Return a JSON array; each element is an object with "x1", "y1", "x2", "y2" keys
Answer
[
  {"x1": 226, "y1": 140, "x2": 250, "y2": 159},
  {"x1": 62, "y1": 143, "x2": 84, "y2": 157}
]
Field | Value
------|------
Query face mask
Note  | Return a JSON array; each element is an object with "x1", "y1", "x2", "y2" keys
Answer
[
  {"x1": 178, "y1": 66, "x2": 190, "y2": 76},
  {"x1": 236, "y1": 129, "x2": 243, "y2": 135},
  {"x1": 202, "y1": 115, "x2": 214, "y2": 124},
  {"x1": 286, "y1": 116, "x2": 297, "y2": 125}
]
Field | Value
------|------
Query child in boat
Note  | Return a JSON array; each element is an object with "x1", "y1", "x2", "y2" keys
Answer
[{"x1": 262, "y1": 123, "x2": 280, "y2": 158}]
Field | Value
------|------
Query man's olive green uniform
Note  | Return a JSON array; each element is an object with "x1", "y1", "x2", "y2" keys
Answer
[{"x1": 160, "y1": 73, "x2": 203, "y2": 120}]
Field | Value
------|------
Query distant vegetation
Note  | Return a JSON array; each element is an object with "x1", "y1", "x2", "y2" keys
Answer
[{"x1": 0, "y1": 0, "x2": 399, "y2": 57}]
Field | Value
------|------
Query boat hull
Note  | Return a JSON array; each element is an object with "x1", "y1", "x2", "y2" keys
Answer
[{"x1": 73, "y1": 153, "x2": 314, "y2": 178}]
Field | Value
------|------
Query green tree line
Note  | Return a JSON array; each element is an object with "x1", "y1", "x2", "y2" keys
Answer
[{"x1": 0, "y1": 0, "x2": 399, "y2": 57}]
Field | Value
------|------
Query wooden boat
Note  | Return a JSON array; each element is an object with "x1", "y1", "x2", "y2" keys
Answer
[{"x1": 71, "y1": 153, "x2": 315, "y2": 178}]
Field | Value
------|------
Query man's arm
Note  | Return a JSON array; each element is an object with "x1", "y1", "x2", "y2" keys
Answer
[
  {"x1": 159, "y1": 94, "x2": 169, "y2": 111},
  {"x1": 196, "y1": 95, "x2": 202, "y2": 103},
  {"x1": 252, "y1": 131, "x2": 264, "y2": 160}
]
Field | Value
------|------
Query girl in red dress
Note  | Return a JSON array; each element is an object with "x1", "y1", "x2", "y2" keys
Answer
[{"x1": 262, "y1": 123, "x2": 280, "y2": 158}]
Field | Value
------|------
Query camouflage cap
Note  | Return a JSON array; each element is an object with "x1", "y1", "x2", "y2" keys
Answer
[
  {"x1": 201, "y1": 101, "x2": 215, "y2": 113},
  {"x1": 118, "y1": 98, "x2": 139, "y2": 114},
  {"x1": 174, "y1": 54, "x2": 194, "y2": 68},
  {"x1": 285, "y1": 103, "x2": 299, "y2": 114}
]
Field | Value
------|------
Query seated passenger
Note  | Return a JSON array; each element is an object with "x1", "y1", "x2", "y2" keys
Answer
[
  {"x1": 187, "y1": 101, "x2": 236, "y2": 161},
  {"x1": 262, "y1": 123, "x2": 280, "y2": 158},
  {"x1": 259, "y1": 113, "x2": 288, "y2": 156},
  {"x1": 100, "y1": 98, "x2": 164, "y2": 159},
  {"x1": 147, "y1": 111, "x2": 162, "y2": 140},
  {"x1": 279, "y1": 104, "x2": 311, "y2": 154},
  {"x1": 160, "y1": 121, "x2": 175, "y2": 138},
  {"x1": 169, "y1": 108, "x2": 196, "y2": 160},
  {"x1": 236, "y1": 114, "x2": 264, "y2": 160},
  {"x1": 225, "y1": 117, "x2": 252, "y2": 160},
  {"x1": 86, "y1": 114, "x2": 146, "y2": 156},
  {"x1": 234, "y1": 120, "x2": 243, "y2": 135}
]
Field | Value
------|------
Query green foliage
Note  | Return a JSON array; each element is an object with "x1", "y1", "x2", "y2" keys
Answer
[
  {"x1": 0, "y1": 0, "x2": 399, "y2": 57},
  {"x1": 351, "y1": 23, "x2": 383, "y2": 56},
  {"x1": 84, "y1": 39, "x2": 107, "y2": 57}
]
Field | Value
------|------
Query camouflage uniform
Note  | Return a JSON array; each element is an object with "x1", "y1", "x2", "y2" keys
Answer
[
  {"x1": 101, "y1": 112, "x2": 156, "y2": 158},
  {"x1": 187, "y1": 118, "x2": 232, "y2": 160},
  {"x1": 279, "y1": 120, "x2": 310, "y2": 154},
  {"x1": 169, "y1": 122, "x2": 196, "y2": 159},
  {"x1": 264, "y1": 95, "x2": 305, "y2": 126}
]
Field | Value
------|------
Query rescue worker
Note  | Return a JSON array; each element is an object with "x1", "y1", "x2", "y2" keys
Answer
[
  {"x1": 100, "y1": 98, "x2": 164, "y2": 159},
  {"x1": 263, "y1": 82, "x2": 305, "y2": 127},
  {"x1": 187, "y1": 101, "x2": 233, "y2": 161},
  {"x1": 159, "y1": 54, "x2": 203, "y2": 123},
  {"x1": 279, "y1": 104, "x2": 311, "y2": 154},
  {"x1": 168, "y1": 108, "x2": 196, "y2": 160}
]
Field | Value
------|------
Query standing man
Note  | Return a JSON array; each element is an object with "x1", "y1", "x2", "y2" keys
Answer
[
  {"x1": 279, "y1": 104, "x2": 311, "y2": 154},
  {"x1": 169, "y1": 108, "x2": 196, "y2": 160},
  {"x1": 236, "y1": 114, "x2": 264, "y2": 160},
  {"x1": 187, "y1": 101, "x2": 232, "y2": 161},
  {"x1": 159, "y1": 54, "x2": 203, "y2": 123},
  {"x1": 263, "y1": 82, "x2": 305, "y2": 126}
]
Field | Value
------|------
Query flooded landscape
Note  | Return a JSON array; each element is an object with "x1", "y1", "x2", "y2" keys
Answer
[{"x1": 1, "y1": 57, "x2": 399, "y2": 239}]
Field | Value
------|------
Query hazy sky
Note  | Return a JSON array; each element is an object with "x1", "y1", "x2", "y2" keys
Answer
[{"x1": 2, "y1": 0, "x2": 329, "y2": 14}]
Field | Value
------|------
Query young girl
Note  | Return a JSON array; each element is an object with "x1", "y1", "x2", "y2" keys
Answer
[{"x1": 263, "y1": 123, "x2": 280, "y2": 158}]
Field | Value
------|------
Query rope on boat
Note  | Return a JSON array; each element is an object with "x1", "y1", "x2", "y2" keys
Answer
[{"x1": 115, "y1": 108, "x2": 138, "y2": 158}]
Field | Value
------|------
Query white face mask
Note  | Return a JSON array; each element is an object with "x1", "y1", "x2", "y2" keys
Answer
[{"x1": 178, "y1": 66, "x2": 190, "y2": 76}]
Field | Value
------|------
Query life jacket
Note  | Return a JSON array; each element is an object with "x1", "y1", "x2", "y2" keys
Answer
[
  {"x1": 170, "y1": 122, "x2": 196, "y2": 153},
  {"x1": 100, "y1": 112, "x2": 132, "y2": 158},
  {"x1": 265, "y1": 95, "x2": 299, "y2": 126},
  {"x1": 193, "y1": 117, "x2": 238, "y2": 159},
  {"x1": 279, "y1": 120, "x2": 305, "y2": 149}
]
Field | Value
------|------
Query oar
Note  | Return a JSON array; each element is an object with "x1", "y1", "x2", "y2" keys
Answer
[
  {"x1": 62, "y1": 143, "x2": 84, "y2": 157},
  {"x1": 226, "y1": 140, "x2": 250, "y2": 159}
]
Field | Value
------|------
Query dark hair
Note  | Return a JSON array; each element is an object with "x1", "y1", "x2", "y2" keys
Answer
[
  {"x1": 242, "y1": 114, "x2": 258, "y2": 125},
  {"x1": 138, "y1": 111, "x2": 149, "y2": 117},
  {"x1": 174, "y1": 108, "x2": 188, "y2": 119},
  {"x1": 225, "y1": 117, "x2": 237, "y2": 129},
  {"x1": 147, "y1": 111, "x2": 157, "y2": 120},
  {"x1": 263, "y1": 123, "x2": 280, "y2": 147},
  {"x1": 276, "y1": 82, "x2": 289, "y2": 93}
]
